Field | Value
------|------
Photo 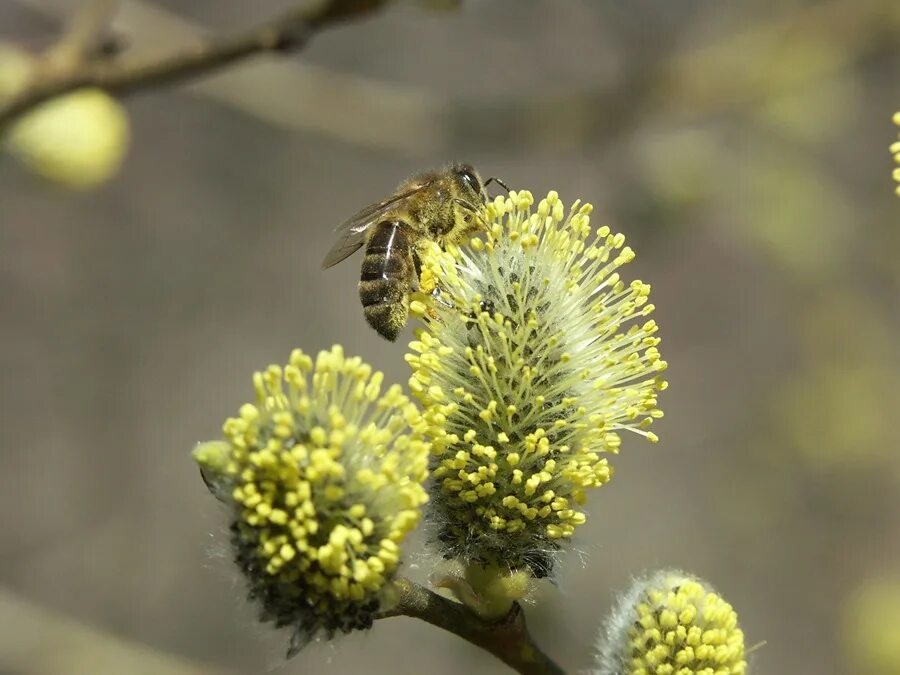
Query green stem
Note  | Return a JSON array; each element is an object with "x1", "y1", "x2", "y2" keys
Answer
[{"x1": 378, "y1": 579, "x2": 566, "y2": 675}]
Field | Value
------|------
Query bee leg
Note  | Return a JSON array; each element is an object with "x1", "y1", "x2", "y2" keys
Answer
[
  {"x1": 430, "y1": 285, "x2": 454, "y2": 310},
  {"x1": 453, "y1": 197, "x2": 480, "y2": 213},
  {"x1": 424, "y1": 286, "x2": 453, "y2": 321},
  {"x1": 411, "y1": 250, "x2": 423, "y2": 292},
  {"x1": 430, "y1": 286, "x2": 445, "y2": 303},
  {"x1": 416, "y1": 247, "x2": 453, "y2": 311}
]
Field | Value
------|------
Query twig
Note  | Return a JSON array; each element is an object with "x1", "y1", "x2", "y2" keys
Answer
[
  {"x1": 0, "y1": 0, "x2": 389, "y2": 128},
  {"x1": 378, "y1": 579, "x2": 566, "y2": 675},
  {"x1": 45, "y1": 0, "x2": 120, "y2": 67},
  {"x1": 8, "y1": 0, "x2": 892, "y2": 155},
  {"x1": 0, "y1": 586, "x2": 232, "y2": 674}
]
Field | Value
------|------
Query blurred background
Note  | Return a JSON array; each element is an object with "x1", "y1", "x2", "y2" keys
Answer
[{"x1": 1, "y1": 0, "x2": 899, "y2": 673}]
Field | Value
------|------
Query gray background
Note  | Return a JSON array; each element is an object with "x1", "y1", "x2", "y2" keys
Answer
[{"x1": 1, "y1": 1, "x2": 899, "y2": 674}]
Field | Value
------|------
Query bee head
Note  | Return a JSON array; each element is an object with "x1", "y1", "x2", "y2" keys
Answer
[{"x1": 452, "y1": 163, "x2": 488, "y2": 205}]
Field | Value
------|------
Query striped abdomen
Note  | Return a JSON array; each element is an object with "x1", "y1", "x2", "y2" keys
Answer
[{"x1": 359, "y1": 220, "x2": 418, "y2": 341}]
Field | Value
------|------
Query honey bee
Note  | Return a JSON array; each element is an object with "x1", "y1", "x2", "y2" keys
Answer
[{"x1": 322, "y1": 163, "x2": 507, "y2": 341}]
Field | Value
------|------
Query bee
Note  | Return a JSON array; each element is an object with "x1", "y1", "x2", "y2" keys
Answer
[{"x1": 322, "y1": 163, "x2": 507, "y2": 341}]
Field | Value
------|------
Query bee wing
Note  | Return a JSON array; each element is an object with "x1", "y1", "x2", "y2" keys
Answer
[
  {"x1": 320, "y1": 227, "x2": 368, "y2": 270},
  {"x1": 321, "y1": 183, "x2": 433, "y2": 269}
]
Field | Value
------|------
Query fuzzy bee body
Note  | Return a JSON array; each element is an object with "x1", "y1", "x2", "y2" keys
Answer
[{"x1": 322, "y1": 164, "x2": 496, "y2": 341}]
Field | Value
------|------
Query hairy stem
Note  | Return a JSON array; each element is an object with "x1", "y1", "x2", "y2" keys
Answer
[
  {"x1": 379, "y1": 578, "x2": 566, "y2": 675},
  {"x1": 0, "y1": 0, "x2": 389, "y2": 128}
]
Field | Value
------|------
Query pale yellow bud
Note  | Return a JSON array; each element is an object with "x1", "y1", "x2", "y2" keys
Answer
[{"x1": 0, "y1": 45, "x2": 129, "y2": 189}]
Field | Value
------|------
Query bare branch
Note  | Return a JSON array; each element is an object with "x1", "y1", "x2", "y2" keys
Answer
[
  {"x1": 45, "y1": 0, "x2": 120, "y2": 66},
  {"x1": 0, "y1": 0, "x2": 390, "y2": 129},
  {"x1": 0, "y1": 586, "x2": 233, "y2": 674},
  {"x1": 379, "y1": 579, "x2": 566, "y2": 675}
]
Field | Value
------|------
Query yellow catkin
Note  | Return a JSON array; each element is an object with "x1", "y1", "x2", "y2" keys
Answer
[
  {"x1": 407, "y1": 190, "x2": 666, "y2": 576},
  {"x1": 595, "y1": 571, "x2": 747, "y2": 675},
  {"x1": 892, "y1": 112, "x2": 900, "y2": 197},
  {"x1": 194, "y1": 346, "x2": 428, "y2": 650}
]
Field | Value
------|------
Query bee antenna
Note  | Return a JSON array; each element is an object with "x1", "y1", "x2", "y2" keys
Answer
[{"x1": 483, "y1": 177, "x2": 510, "y2": 193}]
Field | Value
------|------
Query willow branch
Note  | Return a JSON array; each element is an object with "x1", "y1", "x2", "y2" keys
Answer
[
  {"x1": 0, "y1": 586, "x2": 230, "y2": 674},
  {"x1": 45, "y1": 0, "x2": 120, "y2": 65},
  {"x1": 0, "y1": 0, "x2": 389, "y2": 128},
  {"x1": 378, "y1": 579, "x2": 566, "y2": 675}
]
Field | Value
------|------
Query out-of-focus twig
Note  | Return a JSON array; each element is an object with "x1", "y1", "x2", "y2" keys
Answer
[
  {"x1": 656, "y1": 0, "x2": 900, "y2": 115},
  {"x1": 0, "y1": 587, "x2": 232, "y2": 674},
  {"x1": 44, "y1": 0, "x2": 119, "y2": 66},
  {"x1": 378, "y1": 578, "x2": 565, "y2": 675},
  {"x1": 0, "y1": 0, "x2": 390, "y2": 129},
  {"x1": 5, "y1": 0, "x2": 895, "y2": 154},
  {"x1": 443, "y1": 0, "x2": 900, "y2": 155},
  {"x1": 11, "y1": 0, "x2": 441, "y2": 154}
]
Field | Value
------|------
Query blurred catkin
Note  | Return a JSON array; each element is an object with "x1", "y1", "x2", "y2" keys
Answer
[{"x1": 0, "y1": 44, "x2": 129, "y2": 189}]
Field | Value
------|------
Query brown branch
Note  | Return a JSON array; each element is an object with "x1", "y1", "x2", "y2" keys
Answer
[
  {"x1": 0, "y1": 0, "x2": 389, "y2": 129},
  {"x1": 45, "y1": 0, "x2": 120, "y2": 67},
  {"x1": 378, "y1": 579, "x2": 566, "y2": 675},
  {"x1": 0, "y1": 586, "x2": 233, "y2": 674}
]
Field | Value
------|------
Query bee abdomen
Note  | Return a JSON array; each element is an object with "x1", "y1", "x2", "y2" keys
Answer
[
  {"x1": 359, "y1": 276, "x2": 407, "y2": 307},
  {"x1": 361, "y1": 297, "x2": 409, "y2": 342},
  {"x1": 360, "y1": 251, "x2": 411, "y2": 281},
  {"x1": 359, "y1": 221, "x2": 415, "y2": 342},
  {"x1": 359, "y1": 276, "x2": 409, "y2": 341}
]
